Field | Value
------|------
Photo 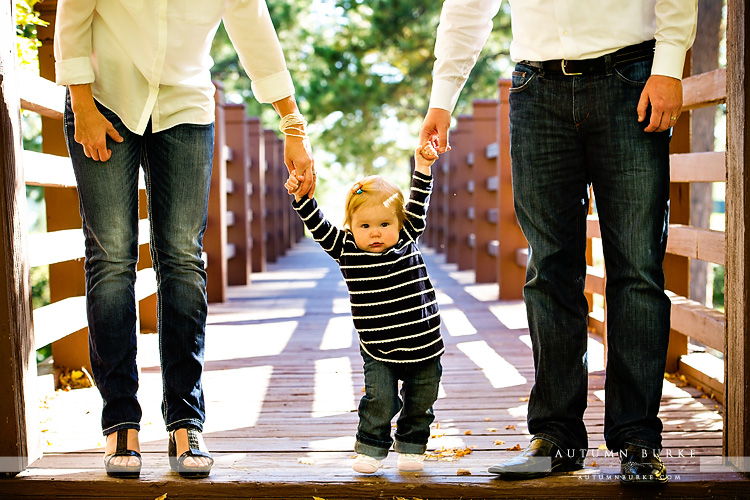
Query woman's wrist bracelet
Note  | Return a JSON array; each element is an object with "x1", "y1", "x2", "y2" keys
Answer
[{"x1": 279, "y1": 112, "x2": 308, "y2": 139}]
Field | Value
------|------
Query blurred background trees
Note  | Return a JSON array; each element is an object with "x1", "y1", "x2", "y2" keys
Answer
[{"x1": 211, "y1": 0, "x2": 512, "y2": 192}]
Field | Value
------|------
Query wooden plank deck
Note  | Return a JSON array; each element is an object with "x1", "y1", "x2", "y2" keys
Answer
[{"x1": 3, "y1": 238, "x2": 747, "y2": 499}]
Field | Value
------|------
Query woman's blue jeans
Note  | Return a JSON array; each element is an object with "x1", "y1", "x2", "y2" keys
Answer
[
  {"x1": 355, "y1": 349, "x2": 442, "y2": 459},
  {"x1": 509, "y1": 58, "x2": 672, "y2": 454},
  {"x1": 64, "y1": 93, "x2": 213, "y2": 435}
]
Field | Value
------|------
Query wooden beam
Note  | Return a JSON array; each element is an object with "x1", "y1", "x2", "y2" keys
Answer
[
  {"x1": 724, "y1": 0, "x2": 750, "y2": 467},
  {"x1": 0, "y1": 1, "x2": 41, "y2": 475},
  {"x1": 670, "y1": 151, "x2": 726, "y2": 183},
  {"x1": 666, "y1": 224, "x2": 726, "y2": 266},
  {"x1": 682, "y1": 68, "x2": 727, "y2": 110},
  {"x1": 17, "y1": 71, "x2": 64, "y2": 120},
  {"x1": 667, "y1": 291, "x2": 726, "y2": 353}
]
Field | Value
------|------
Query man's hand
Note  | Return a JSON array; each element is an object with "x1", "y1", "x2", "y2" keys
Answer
[
  {"x1": 637, "y1": 75, "x2": 683, "y2": 133},
  {"x1": 283, "y1": 135, "x2": 316, "y2": 198},
  {"x1": 418, "y1": 108, "x2": 452, "y2": 154}
]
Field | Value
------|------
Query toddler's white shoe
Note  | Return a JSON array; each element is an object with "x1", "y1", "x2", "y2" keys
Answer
[
  {"x1": 352, "y1": 454, "x2": 381, "y2": 474},
  {"x1": 397, "y1": 453, "x2": 424, "y2": 471}
]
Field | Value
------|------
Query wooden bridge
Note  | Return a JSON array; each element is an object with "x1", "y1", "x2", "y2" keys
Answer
[
  {"x1": 2, "y1": 238, "x2": 748, "y2": 499},
  {"x1": 1, "y1": 0, "x2": 749, "y2": 497}
]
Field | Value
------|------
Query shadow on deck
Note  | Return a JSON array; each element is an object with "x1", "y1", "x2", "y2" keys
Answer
[{"x1": 3, "y1": 238, "x2": 747, "y2": 499}]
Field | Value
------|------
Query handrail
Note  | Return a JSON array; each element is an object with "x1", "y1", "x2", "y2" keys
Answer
[{"x1": 18, "y1": 71, "x2": 64, "y2": 119}]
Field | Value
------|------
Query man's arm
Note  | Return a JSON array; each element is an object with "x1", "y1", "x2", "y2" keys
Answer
[
  {"x1": 419, "y1": 0, "x2": 501, "y2": 153},
  {"x1": 639, "y1": 0, "x2": 698, "y2": 133}
]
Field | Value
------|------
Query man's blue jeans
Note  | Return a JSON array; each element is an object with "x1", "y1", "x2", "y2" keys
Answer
[
  {"x1": 355, "y1": 349, "x2": 442, "y2": 459},
  {"x1": 64, "y1": 93, "x2": 213, "y2": 436},
  {"x1": 509, "y1": 58, "x2": 672, "y2": 455}
]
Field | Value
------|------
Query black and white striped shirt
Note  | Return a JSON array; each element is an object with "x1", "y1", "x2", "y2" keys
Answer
[{"x1": 292, "y1": 171, "x2": 444, "y2": 363}]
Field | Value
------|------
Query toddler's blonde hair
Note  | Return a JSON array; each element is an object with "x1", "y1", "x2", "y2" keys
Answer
[{"x1": 343, "y1": 175, "x2": 405, "y2": 231}]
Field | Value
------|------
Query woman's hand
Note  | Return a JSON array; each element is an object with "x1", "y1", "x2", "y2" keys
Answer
[
  {"x1": 283, "y1": 135, "x2": 316, "y2": 199},
  {"x1": 69, "y1": 84, "x2": 123, "y2": 162}
]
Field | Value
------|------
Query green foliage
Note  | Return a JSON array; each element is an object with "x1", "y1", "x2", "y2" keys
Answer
[
  {"x1": 712, "y1": 264, "x2": 725, "y2": 312},
  {"x1": 211, "y1": 0, "x2": 512, "y2": 182},
  {"x1": 15, "y1": 0, "x2": 48, "y2": 70}
]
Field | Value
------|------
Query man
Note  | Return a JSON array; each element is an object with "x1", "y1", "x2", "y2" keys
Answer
[{"x1": 419, "y1": 0, "x2": 697, "y2": 484}]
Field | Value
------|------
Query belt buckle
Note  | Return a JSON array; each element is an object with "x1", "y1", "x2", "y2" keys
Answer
[{"x1": 561, "y1": 60, "x2": 582, "y2": 76}]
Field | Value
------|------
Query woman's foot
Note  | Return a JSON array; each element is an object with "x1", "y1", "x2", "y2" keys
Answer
[
  {"x1": 104, "y1": 428, "x2": 141, "y2": 477},
  {"x1": 169, "y1": 428, "x2": 214, "y2": 478}
]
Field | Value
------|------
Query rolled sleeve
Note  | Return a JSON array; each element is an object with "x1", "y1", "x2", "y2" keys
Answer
[
  {"x1": 250, "y1": 70, "x2": 295, "y2": 104},
  {"x1": 55, "y1": 57, "x2": 95, "y2": 86}
]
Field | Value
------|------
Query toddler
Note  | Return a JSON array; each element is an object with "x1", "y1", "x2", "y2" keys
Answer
[{"x1": 286, "y1": 143, "x2": 444, "y2": 473}]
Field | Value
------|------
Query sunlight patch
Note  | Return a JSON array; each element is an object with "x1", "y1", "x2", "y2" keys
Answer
[
  {"x1": 320, "y1": 316, "x2": 354, "y2": 350},
  {"x1": 457, "y1": 341, "x2": 527, "y2": 388},
  {"x1": 442, "y1": 308, "x2": 477, "y2": 337},
  {"x1": 313, "y1": 357, "x2": 356, "y2": 418}
]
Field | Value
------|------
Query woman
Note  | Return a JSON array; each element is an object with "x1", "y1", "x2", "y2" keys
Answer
[{"x1": 54, "y1": 0, "x2": 315, "y2": 478}]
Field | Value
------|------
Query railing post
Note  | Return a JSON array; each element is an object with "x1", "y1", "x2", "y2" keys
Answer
[
  {"x1": 277, "y1": 136, "x2": 290, "y2": 255},
  {"x1": 224, "y1": 103, "x2": 252, "y2": 285},
  {"x1": 725, "y1": 0, "x2": 750, "y2": 468},
  {"x1": 205, "y1": 83, "x2": 228, "y2": 303},
  {"x1": 454, "y1": 115, "x2": 475, "y2": 271},
  {"x1": 472, "y1": 100, "x2": 499, "y2": 283},
  {"x1": 263, "y1": 129, "x2": 279, "y2": 263},
  {"x1": 429, "y1": 152, "x2": 447, "y2": 252},
  {"x1": 496, "y1": 80, "x2": 526, "y2": 299},
  {"x1": 247, "y1": 118, "x2": 267, "y2": 272},
  {"x1": 444, "y1": 151, "x2": 457, "y2": 262},
  {"x1": 0, "y1": 1, "x2": 42, "y2": 475}
]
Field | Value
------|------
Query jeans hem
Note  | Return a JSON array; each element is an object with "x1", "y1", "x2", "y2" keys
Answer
[
  {"x1": 622, "y1": 438, "x2": 662, "y2": 453},
  {"x1": 102, "y1": 422, "x2": 140, "y2": 437},
  {"x1": 355, "y1": 440, "x2": 390, "y2": 460},
  {"x1": 532, "y1": 434, "x2": 587, "y2": 459},
  {"x1": 166, "y1": 418, "x2": 204, "y2": 433},
  {"x1": 394, "y1": 440, "x2": 427, "y2": 455}
]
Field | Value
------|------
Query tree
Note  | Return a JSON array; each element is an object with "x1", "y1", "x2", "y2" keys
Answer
[{"x1": 211, "y1": 0, "x2": 512, "y2": 189}]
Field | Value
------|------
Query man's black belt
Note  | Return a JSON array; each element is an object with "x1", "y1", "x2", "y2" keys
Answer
[{"x1": 521, "y1": 39, "x2": 656, "y2": 76}]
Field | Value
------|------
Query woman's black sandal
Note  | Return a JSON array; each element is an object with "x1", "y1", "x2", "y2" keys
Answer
[
  {"x1": 104, "y1": 428, "x2": 142, "y2": 478},
  {"x1": 168, "y1": 428, "x2": 214, "y2": 479}
]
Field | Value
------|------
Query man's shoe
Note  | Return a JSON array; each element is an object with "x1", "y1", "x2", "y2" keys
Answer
[
  {"x1": 488, "y1": 438, "x2": 584, "y2": 479},
  {"x1": 619, "y1": 444, "x2": 668, "y2": 485}
]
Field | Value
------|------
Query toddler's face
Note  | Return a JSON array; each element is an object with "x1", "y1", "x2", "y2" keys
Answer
[{"x1": 350, "y1": 202, "x2": 400, "y2": 253}]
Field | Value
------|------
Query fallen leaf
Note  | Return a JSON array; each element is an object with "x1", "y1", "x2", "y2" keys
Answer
[
  {"x1": 483, "y1": 417, "x2": 491, "y2": 422},
  {"x1": 297, "y1": 457, "x2": 315, "y2": 465},
  {"x1": 493, "y1": 440, "x2": 505, "y2": 446},
  {"x1": 425, "y1": 446, "x2": 473, "y2": 461},
  {"x1": 598, "y1": 444, "x2": 607, "y2": 450},
  {"x1": 519, "y1": 397, "x2": 529, "y2": 402},
  {"x1": 312, "y1": 497, "x2": 326, "y2": 500},
  {"x1": 486, "y1": 428, "x2": 498, "y2": 432},
  {"x1": 464, "y1": 430, "x2": 472, "y2": 435},
  {"x1": 506, "y1": 444, "x2": 522, "y2": 451},
  {"x1": 591, "y1": 461, "x2": 598, "y2": 467},
  {"x1": 457, "y1": 468, "x2": 471, "y2": 475},
  {"x1": 155, "y1": 494, "x2": 167, "y2": 500},
  {"x1": 505, "y1": 425, "x2": 515, "y2": 430}
]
